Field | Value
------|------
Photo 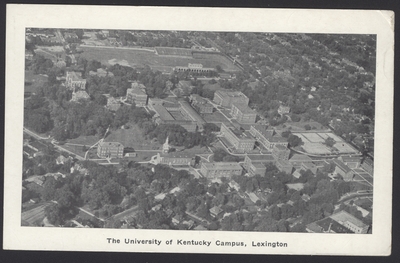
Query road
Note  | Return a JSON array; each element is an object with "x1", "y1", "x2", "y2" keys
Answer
[
  {"x1": 111, "y1": 205, "x2": 139, "y2": 221},
  {"x1": 24, "y1": 127, "x2": 85, "y2": 160}
]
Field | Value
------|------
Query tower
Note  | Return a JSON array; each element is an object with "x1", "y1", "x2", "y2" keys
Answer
[{"x1": 162, "y1": 136, "x2": 171, "y2": 153}]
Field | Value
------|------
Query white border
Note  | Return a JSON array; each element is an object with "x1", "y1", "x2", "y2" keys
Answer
[{"x1": 4, "y1": 5, "x2": 394, "y2": 255}]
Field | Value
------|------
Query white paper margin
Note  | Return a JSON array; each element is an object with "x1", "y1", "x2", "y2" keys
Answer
[{"x1": 4, "y1": 5, "x2": 394, "y2": 256}]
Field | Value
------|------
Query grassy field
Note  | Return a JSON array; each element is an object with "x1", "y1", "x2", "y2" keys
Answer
[
  {"x1": 104, "y1": 124, "x2": 161, "y2": 150},
  {"x1": 24, "y1": 70, "x2": 48, "y2": 94},
  {"x1": 79, "y1": 46, "x2": 239, "y2": 73},
  {"x1": 68, "y1": 135, "x2": 99, "y2": 146}
]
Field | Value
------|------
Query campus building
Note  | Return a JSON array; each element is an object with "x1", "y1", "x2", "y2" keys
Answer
[
  {"x1": 277, "y1": 105, "x2": 291, "y2": 115},
  {"x1": 107, "y1": 97, "x2": 121, "y2": 111},
  {"x1": 275, "y1": 159, "x2": 293, "y2": 174},
  {"x1": 213, "y1": 90, "x2": 249, "y2": 108},
  {"x1": 333, "y1": 159, "x2": 354, "y2": 181},
  {"x1": 200, "y1": 162, "x2": 243, "y2": 178},
  {"x1": 149, "y1": 99, "x2": 205, "y2": 132},
  {"x1": 243, "y1": 154, "x2": 275, "y2": 176},
  {"x1": 288, "y1": 154, "x2": 313, "y2": 169},
  {"x1": 249, "y1": 125, "x2": 287, "y2": 150},
  {"x1": 361, "y1": 157, "x2": 373, "y2": 174},
  {"x1": 97, "y1": 142, "x2": 124, "y2": 158},
  {"x1": 71, "y1": 90, "x2": 90, "y2": 102},
  {"x1": 66, "y1": 71, "x2": 86, "y2": 91},
  {"x1": 220, "y1": 123, "x2": 255, "y2": 153},
  {"x1": 173, "y1": 63, "x2": 215, "y2": 74},
  {"x1": 189, "y1": 94, "x2": 213, "y2": 114},
  {"x1": 155, "y1": 152, "x2": 194, "y2": 166},
  {"x1": 272, "y1": 144, "x2": 290, "y2": 161},
  {"x1": 230, "y1": 103, "x2": 257, "y2": 124},
  {"x1": 306, "y1": 210, "x2": 369, "y2": 234},
  {"x1": 126, "y1": 83, "x2": 148, "y2": 107}
]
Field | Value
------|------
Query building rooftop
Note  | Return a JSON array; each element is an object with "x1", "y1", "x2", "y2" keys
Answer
[
  {"x1": 289, "y1": 154, "x2": 313, "y2": 163},
  {"x1": 232, "y1": 103, "x2": 256, "y2": 114},
  {"x1": 159, "y1": 152, "x2": 194, "y2": 158},
  {"x1": 340, "y1": 156, "x2": 362, "y2": 163},
  {"x1": 179, "y1": 100, "x2": 206, "y2": 125},
  {"x1": 250, "y1": 125, "x2": 274, "y2": 138},
  {"x1": 127, "y1": 86, "x2": 147, "y2": 96},
  {"x1": 152, "y1": 104, "x2": 175, "y2": 121},
  {"x1": 202, "y1": 162, "x2": 242, "y2": 170},
  {"x1": 333, "y1": 159, "x2": 352, "y2": 173},
  {"x1": 67, "y1": 71, "x2": 84, "y2": 81},
  {"x1": 274, "y1": 144, "x2": 289, "y2": 151},
  {"x1": 215, "y1": 90, "x2": 248, "y2": 99},
  {"x1": 315, "y1": 217, "x2": 354, "y2": 233},
  {"x1": 246, "y1": 154, "x2": 275, "y2": 162},
  {"x1": 276, "y1": 159, "x2": 292, "y2": 166},
  {"x1": 267, "y1": 135, "x2": 287, "y2": 143},
  {"x1": 329, "y1": 210, "x2": 367, "y2": 229}
]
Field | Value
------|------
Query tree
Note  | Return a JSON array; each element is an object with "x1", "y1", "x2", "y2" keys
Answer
[
  {"x1": 288, "y1": 134, "x2": 303, "y2": 148},
  {"x1": 324, "y1": 137, "x2": 336, "y2": 147}
]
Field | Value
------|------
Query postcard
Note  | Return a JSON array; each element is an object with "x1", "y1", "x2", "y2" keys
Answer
[{"x1": 4, "y1": 5, "x2": 394, "y2": 255}]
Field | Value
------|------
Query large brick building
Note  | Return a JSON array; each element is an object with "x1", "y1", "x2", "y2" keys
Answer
[
  {"x1": 200, "y1": 162, "x2": 243, "y2": 178},
  {"x1": 189, "y1": 94, "x2": 213, "y2": 114},
  {"x1": 272, "y1": 144, "x2": 290, "y2": 161},
  {"x1": 243, "y1": 154, "x2": 275, "y2": 176},
  {"x1": 249, "y1": 125, "x2": 287, "y2": 150},
  {"x1": 149, "y1": 99, "x2": 205, "y2": 132},
  {"x1": 155, "y1": 152, "x2": 194, "y2": 166},
  {"x1": 213, "y1": 90, "x2": 249, "y2": 108},
  {"x1": 220, "y1": 123, "x2": 255, "y2": 153},
  {"x1": 230, "y1": 103, "x2": 257, "y2": 124},
  {"x1": 66, "y1": 71, "x2": 86, "y2": 91},
  {"x1": 126, "y1": 83, "x2": 148, "y2": 107},
  {"x1": 97, "y1": 142, "x2": 124, "y2": 158}
]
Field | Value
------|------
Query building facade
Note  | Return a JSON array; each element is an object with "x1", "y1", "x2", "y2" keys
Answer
[
  {"x1": 213, "y1": 90, "x2": 249, "y2": 108},
  {"x1": 107, "y1": 97, "x2": 121, "y2": 111},
  {"x1": 272, "y1": 144, "x2": 290, "y2": 161},
  {"x1": 126, "y1": 83, "x2": 148, "y2": 107},
  {"x1": 230, "y1": 103, "x2": 257, "y2": 123},
  {"x1": 189, "y1": 94, "x2": 213, "y2": 114},
  {"x1": 249, "y1": 125, "x2": 287, "y2": 150},
  {"x1": 243, "y1": 154, "x2": 275, "y2": 176},
  {"x1": 156, "y1": 152, "x2": 194, "y2": 166},
  {"x1": 220, "y1": 123, "x2": 255, "y2": 153},
  {"x1": 97, "y1": 142, "x2": 124, "y2": 158},
  {"x1": 200, "y1": 162, "x2": 243, "y2": 178},
  {"x1": 275, "y1": 159, "x2": 293, "y2": 174},
  {"x1": 66, "y1": 71, "x2": 86, "y2": 91}
]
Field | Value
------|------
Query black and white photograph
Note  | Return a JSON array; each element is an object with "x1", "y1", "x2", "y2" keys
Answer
[{"x1": 4, "y1": 5, "x2": 393, "y2": 255}]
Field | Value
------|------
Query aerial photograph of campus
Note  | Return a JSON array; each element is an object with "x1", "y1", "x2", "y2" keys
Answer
[{"x1": 22, "y1": 29, "x2": 375, "y2": 234}]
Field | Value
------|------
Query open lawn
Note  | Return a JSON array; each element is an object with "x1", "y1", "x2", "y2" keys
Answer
[
  {"x1": 61, "y1": 144, "x2": 86, "y2": 158},
  {"x1": 24, "y1": 70, "x2": 48, "y2": 94},
  {"x1": 68, "y1": 135, "x2": 100, "y2": 146},
  {"x1": 79, "y1": 46, "x2": 239, "y2": 73},
  {"x1": 104, "y1": 124, "x2": 161, "y2": 150}
]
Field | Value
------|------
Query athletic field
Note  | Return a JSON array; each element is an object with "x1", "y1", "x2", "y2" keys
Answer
[{"x1": 79, "y1": 46, "x2": 240, "y2": 73}]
